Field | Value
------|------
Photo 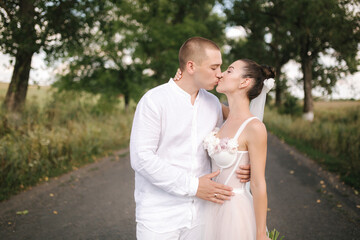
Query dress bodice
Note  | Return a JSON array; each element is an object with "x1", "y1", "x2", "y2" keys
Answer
[{"x1": 203, "y1": 117, "x2": 259, "y2": 190}]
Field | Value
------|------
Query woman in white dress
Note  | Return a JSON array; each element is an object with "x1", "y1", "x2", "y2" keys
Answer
[{"x1": 202, "y1": 59, "x2": 274, "y2": 240}]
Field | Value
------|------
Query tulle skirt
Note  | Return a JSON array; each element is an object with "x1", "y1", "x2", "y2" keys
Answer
[{"x1": 202, "y1": 190, "x2": 256, "y2": 240}]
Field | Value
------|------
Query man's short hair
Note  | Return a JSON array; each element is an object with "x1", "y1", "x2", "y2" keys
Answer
[{"x1": 178, "y1": 37, "x2": 220, "y2": 71}]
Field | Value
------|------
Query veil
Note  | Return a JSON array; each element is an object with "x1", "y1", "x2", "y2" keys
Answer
[
  {"x1": 249, "y1": 78, "x2": 275, "y2": 122},
  {"x1": 245, "y1": 78, "x2": 274, "y2": 192}
]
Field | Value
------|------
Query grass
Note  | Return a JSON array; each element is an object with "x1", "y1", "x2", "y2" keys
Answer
[
  {"x1": 264, "y1": 100, "x2": 360, "y2": 190},
  {"x1": 0, "y1": 83, "x2": 134, "y2": 201},
  {"x1": 0, "y1": 82, "x2": 52, "y2": 106}
]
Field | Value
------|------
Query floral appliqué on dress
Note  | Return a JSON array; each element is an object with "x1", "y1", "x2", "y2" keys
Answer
[{"x1": 203, "y1": 128, "x2": 239, "y2": 156}]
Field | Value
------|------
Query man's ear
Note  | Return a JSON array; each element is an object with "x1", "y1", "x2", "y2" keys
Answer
[{"x1": 186, "y1": 61, "x2": 196, "y2": 75}]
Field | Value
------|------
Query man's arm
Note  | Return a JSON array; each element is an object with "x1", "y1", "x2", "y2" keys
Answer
[{"x1": 130, "y1": 95, "x2": 199, "y2": 197}]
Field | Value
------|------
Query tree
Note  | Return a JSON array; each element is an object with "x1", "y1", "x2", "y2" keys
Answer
[
  {"x1": 56, "y1": 0, "x2": 226, "y2": 107},
  {"x1": 0, "y1": 0, "x2": 103, "y2": 111},
  {"x1": 283, "y1": 0, "x2": 360, "y2": 120},
  {"x1": 55, "y1": 0, "x2": 145, "y2": 108},
  {"x1": 135, "y1": 0, "x2": 226, "y2": 85},
  {"x1": 225, "y1": 0, "x2": 296, "y2": 106},
  {"x1": 225, "y1": 0, "x2": 360, "y2": 120}
]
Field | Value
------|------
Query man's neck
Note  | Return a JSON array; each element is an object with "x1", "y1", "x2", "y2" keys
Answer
[{"x1": 174, "y1": 76, "x2": 199, "y2": 105}]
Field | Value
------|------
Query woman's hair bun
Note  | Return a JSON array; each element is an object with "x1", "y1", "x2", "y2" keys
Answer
[{"x1": 260, "y1": 65, "x2": 275, "y2": 79}]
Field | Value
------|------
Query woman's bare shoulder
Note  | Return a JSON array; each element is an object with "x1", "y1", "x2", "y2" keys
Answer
[{"x1": 246, "y1": 118, "x2": 267, "y2": 140}]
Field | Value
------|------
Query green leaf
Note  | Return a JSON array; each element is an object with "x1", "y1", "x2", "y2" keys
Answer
[{"x1": 16, "y1": 210, "x2": 29, "y2": 215}]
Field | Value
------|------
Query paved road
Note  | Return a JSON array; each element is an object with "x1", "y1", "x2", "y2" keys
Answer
[{"x1": 0, "y1": 134, "x2": 359, "y2": 240}]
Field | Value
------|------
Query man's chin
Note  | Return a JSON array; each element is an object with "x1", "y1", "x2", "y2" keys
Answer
[{"x1": 205, "y1": 84, "x2": 218, "y2": 91}]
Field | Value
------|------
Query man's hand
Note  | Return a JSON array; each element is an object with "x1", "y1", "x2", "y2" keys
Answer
[
  {"x1": 196, "y1": 170, "x2": 234, "y2": 204},
  {"x1": 236, "y1": 164, "x2": 251, "y2": 182}
]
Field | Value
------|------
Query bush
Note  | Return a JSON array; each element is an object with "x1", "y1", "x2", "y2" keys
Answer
[
  {"x1": 278, "y1": 93, "x2": 302, "y2": 116},
  {"x1": 0, "y1": 90, "x2": 133, "y2": 201},
  {"x1": 264, "y1": 103, "x2": 360, "y2": 190}
]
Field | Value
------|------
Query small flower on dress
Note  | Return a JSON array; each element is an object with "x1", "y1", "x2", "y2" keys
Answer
[
  {"x1": 203, "y1": 128, "x2": 220, "y2": 156},
  {"x1": 203, "y1": 128, "x2": 239, "y2": 155},
  {"x1": 219, "y1": 138, "x2": 229, "y2": 150},
  {"x1": 227, "y1": 139, "x2": 239, "y2": 154}
]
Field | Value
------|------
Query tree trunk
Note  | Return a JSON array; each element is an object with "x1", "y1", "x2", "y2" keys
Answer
[
  {"x1": 275, "y1": 65, "x2": 282, "y2": 107},
  {"x1": 4, "y1": 51, "x2": 34, "y2": 112},
  {"x1": 301, "y1": 55, "x2": 314, "y2": 121},
  {"x1": 124, "y1": 92, "x2": 130, "y2": 110},
  {"x1": 3, "y1": 0, "x2": 36, "y2": 112},
  {"x1": 118, "y1": 69, "x2": 130, "y2": 110}
]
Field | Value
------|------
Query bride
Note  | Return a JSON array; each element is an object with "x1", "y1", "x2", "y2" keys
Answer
[{"x1": 202, "y1": 59, "x2": 274, "y2": 240}]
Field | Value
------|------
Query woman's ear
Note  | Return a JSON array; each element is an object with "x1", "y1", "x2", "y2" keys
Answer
[{"x1": 238, "y1": 78, "x2": 252, "y2": 89}]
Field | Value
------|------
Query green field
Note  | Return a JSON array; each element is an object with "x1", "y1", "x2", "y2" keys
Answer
[
  {"x1": 1, "y1": 81, "x2": 359, "y2": 199},
  {"x1": 265, "y1": 100, "x2": 360, "y2": 190},
  {"x1": 0, "y1": 83, "x2": 134, "y2": 201},
  {"x1": 0, "y1": 82, "x2": 53, "y2": 105}
]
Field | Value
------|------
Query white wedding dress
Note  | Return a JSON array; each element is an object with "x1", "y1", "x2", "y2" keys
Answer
[{"x1": 202, "y1": 117, "x2": 258, "y2": 240}]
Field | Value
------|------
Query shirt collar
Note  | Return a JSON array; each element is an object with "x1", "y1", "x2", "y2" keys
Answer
[{"x1": 168, "y1": 78, "x2": 201, "y2": 104}]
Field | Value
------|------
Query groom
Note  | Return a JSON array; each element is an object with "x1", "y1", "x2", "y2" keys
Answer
[{"x1": 130, "y1": 37, "x2": 250, "y2": 239}]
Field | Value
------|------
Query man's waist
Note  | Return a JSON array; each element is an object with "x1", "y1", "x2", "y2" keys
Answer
[{"x1": 135, "y1": 200, "x2": 204, "y2": 232}]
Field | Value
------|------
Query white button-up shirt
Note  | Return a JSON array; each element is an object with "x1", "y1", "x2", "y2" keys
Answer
[{"x1": 130, "y1": 78, "x2": 223, "y2": 233}]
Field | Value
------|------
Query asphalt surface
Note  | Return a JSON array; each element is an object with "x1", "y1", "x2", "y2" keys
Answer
[{"x1": 0, "y1": 134, "x2": 359, "y2": 240}]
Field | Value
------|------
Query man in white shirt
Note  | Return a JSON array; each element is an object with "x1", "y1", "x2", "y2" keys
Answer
[{"x1": 130, "y1": 37, "x2": 248, "y2": 239}]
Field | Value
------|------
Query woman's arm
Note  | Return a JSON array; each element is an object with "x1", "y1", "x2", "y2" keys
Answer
[{"x1": 247, "y1": 120, "x2": 269, "y2": 240}]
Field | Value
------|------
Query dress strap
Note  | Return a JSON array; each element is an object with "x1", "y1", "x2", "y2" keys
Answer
[{"x1": 233, "y1": 117, "x2": 259, "y2": 140}]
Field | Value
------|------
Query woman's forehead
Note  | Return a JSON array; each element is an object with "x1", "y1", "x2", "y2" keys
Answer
[{"x1": 229, "y1": 60, "x2": 244, "y2": 70}]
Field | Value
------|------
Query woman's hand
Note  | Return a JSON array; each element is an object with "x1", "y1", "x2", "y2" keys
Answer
[{"x1": 173, "y1": 68, "x2": 182, "y2": 81}]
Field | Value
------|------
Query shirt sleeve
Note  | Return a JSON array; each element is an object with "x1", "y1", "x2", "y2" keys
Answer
[{"x1": 130, "y1": 94, "x2": 199, "y2": 197}]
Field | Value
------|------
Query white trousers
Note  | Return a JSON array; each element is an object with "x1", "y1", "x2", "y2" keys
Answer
[{"x1": 136, "y1": 222, "x2": 203, "y2": 240}]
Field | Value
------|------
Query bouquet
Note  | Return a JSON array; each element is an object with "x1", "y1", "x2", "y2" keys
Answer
[{"x1": 268, "y1": 229, "x2": 284, "y2": 240}]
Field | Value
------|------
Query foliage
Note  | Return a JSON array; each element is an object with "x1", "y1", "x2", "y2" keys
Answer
[
  {"x1": 264, "y1": 101, "x2": 360, "y2": 190},
  {"x1": 225, "y1": 0, "x2": 360, "y2": 114},
  {"x1": 135, "y1": 0, "x2": 226, "y2": 83},
  {"x1": 0, "y1": 0, "x2": 104, "y2": 58},
  {"x1": 54, "y1": 0, "x2": 147, "y2": 105},
  {"x1": 224, "y1": 0, "x2": 297, "y2": 106},
  {"x1": 0, "y1": 90, "x2": 133, "y2": 201},
  {"x1": 55, "y1": 0, "x2": 226, "y2": 106},
  {"x1": 278, "y1": 93, "x2": 302, "y2": 116},
  {"x1": 268, "y1": 229, "x2": 284, "y2": 240},
  {"x1": 0, "y1": 0, "x2": 105, "y2": 111}
]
